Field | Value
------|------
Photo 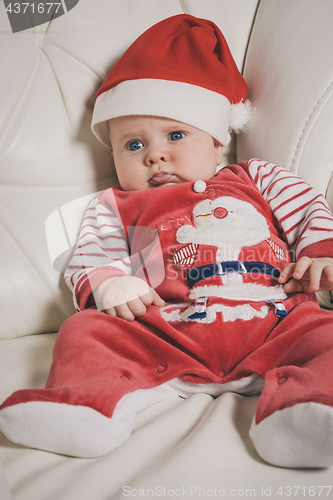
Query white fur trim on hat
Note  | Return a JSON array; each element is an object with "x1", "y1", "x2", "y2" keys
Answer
[
  {"x1": 229, "y1": 100, "x2": 251, "y2": 133},
  {"x1": 92, "y1": 78, "x2": 232, "y2": 148}
]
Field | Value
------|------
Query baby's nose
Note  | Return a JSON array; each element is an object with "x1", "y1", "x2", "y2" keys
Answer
[{"x1": 146, "y1": 145, "x2": 170, "y2": 165}]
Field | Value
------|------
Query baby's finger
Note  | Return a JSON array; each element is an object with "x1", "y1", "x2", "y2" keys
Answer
[
  {"x1": 324, "y1": 264, "x2": 333, "y2": 286},
  {"x1": 308, "y1": 261, "x2": 324, "y2": 292},
  {"x1": 151, "y1": 291, "x2": 165, "y2": 307},
  {"x1": 140, "y1": 288, "x2": 165, "y2": 308},
  {"x1": 278, "y1": 263, "x2": 296, "y2": 283},
  {"x1": 104, "y1": 306, "x2": 118, "y2": 317},
  {"x1": 114, "y1": 303, "x2": 136, "y2": 322},
  {"x1": 292, "y1": 256, "x2": 312, "y2": 280},
  {"x1": 281, "y1": 278, "x2": 304, "y2": 293},
  {"x1": 127, "y1": 297, "x2": 148, "y2": 318}
]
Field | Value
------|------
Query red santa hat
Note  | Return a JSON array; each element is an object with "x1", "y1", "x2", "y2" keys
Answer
[{"x1": 92, "y1": 14, "x2": 249, "y2": 148}]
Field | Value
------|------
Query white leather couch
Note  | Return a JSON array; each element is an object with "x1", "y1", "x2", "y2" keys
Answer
[{"x1": 1, "y1": 1, "x2": 333, "y2": 499}]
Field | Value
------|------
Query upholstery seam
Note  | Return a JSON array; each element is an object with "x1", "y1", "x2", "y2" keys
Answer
[
  {"x1": 178, "y1": 0, "x2": 187, "y2": 14},
  {"x1": 290, "y1": 79, "x2": 333, "y2": 172}
]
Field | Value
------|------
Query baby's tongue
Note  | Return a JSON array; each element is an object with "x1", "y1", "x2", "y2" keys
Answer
[{"x1": 151, "y1": 173, "x2": 172, "y2": 184}]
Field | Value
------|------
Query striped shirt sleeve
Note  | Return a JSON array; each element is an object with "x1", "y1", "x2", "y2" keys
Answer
[
  {"x1": 64, "y1": 190, "x2": 131, "y2": 311},
  {"x1": 244, "y1": 159, "x2": 333, "y2": 259}
]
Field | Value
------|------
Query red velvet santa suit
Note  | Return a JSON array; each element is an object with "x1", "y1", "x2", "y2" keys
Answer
[{"x1": 1, "y1": 159, "x2": 333, "y2": 463}]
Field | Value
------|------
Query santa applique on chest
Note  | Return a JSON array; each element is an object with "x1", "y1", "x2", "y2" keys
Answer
[{"x1": 160, "y1": 180, "x2": 289, "y2": 324}]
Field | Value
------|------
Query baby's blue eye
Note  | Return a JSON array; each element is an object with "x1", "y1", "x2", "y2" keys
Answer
[
  {"x1": 127, "y1": 140, "x2": 144, "y2": 151},
  {"x1": 169, "y1": 131, "x2": 185, "y2": 141}
]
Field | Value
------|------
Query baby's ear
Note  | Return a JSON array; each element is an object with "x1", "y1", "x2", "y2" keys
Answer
[{"x1": 214, "y1": 139, "x2": 223, "y2": 165}]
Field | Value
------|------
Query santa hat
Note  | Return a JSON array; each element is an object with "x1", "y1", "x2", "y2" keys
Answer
[{"x1": 92, "y1": 14, "x2": 249, "y2": 148}]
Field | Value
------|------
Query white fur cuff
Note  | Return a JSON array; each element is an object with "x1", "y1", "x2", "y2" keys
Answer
[{"x1": 249, "y1": 402, "x2": 333, "y2": 468}]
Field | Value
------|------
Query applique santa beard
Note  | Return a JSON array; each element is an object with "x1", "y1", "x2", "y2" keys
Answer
[{"x1": 161, "y1": 196, "x2": 289, "y2": 323}]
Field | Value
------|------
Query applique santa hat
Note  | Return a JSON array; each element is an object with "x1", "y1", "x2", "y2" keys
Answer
[{"x1": 92, "y1": 14, "x2": 249, "y2": 147}]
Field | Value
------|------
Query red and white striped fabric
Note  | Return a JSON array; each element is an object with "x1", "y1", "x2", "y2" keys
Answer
[
  {"x1": 173, "y1": 243, "x2": 198, "y2": 267},
  {"x1": 246, "y1": 159, "x2": 333, "y2": 258},
  {"x1": 64, "y1": 193, "x2": 131, "y2": 311}
]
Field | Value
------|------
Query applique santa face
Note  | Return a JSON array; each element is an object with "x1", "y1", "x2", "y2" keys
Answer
[{"x1": 161, "y1": 194, "x2": 288, "y2": 323}]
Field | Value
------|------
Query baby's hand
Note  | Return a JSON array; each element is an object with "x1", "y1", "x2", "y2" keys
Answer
[
  {"x1": 94, "y1": 276, "x2": 165, "y2": 321},
  {"x1": 278, "y1": 256, "x2": 333, "y2": 293}
]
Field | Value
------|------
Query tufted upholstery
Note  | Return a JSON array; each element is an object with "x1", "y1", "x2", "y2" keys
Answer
[
  {"x1": 0, "y1": 0, "x2": 261, "y2": 341},
  {"x1": 1, "y1": 1, "x2": 333, "y2": 498}
]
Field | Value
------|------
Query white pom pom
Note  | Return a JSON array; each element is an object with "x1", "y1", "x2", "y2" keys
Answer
[
  {"x1": 229, "y1": 99, "x2": 251, "y2": 133},
  {"x1": 193, "y1": 180, "x2": 207, "y2": 193}
]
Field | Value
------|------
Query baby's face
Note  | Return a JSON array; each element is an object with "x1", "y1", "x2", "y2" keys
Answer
[{"x1": 108, "y1": 115, "x2": 223, "y2": 191}]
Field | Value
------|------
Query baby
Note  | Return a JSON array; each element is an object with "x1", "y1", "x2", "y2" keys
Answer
[
  {"x1": 96, "y1": 113, "x2": 333, "y2": 320},
  {"x1": 1, "y1": 14, "x2": 333, "y2": 468}
]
